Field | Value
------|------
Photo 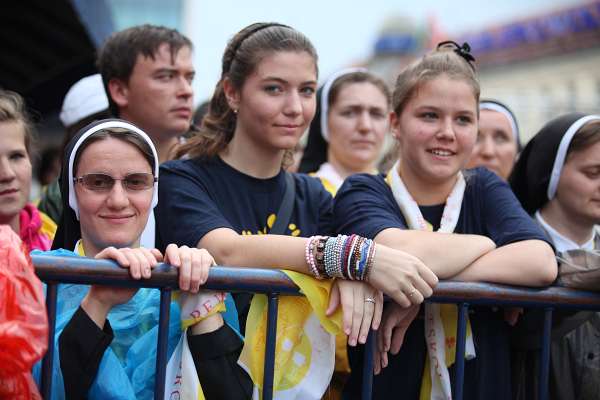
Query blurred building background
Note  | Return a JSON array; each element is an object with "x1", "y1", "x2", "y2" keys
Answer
[
  {"x1": 0, "y1": 0, "x2": 189, "y2": 145},
  {"x1": 366, "y1": 1, "x2": 600, "y2": 140},
  {"x1": 0, "y1": 0, "x2": 597, "y2": 149}
]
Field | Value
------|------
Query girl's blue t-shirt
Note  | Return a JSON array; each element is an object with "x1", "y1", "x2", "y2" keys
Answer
[
  {"x1": 333, "y1": 167, "x2": 551, "y2": 400},
  {"x1": 334, "y1": 167, "x2": 549, "y2": 245},
  {"x1": 156, "y1": 156, "x2": 334, "y2": 248},
  {"x1": 156, "y1": 156, "x2": 334, "y2": 333}
]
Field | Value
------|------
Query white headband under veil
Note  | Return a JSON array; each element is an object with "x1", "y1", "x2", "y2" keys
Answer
[
  {"x1": 67, "y1": 120, "x2": 159, "y2": 220},
  {"x1": 319, "y1": 67, "x2": 368, "y2": 141}
]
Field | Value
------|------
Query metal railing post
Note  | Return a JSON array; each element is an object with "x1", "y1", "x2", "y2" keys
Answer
[
  {"x1": 263, "y1": 293, "x2": 279, "y2": 400},
  {"x1": 41, "y1": 282, "x2": 58, "y2": 400},
  {"x1": 538, "y1": 307, "x2": 553, "y2": 400},
  {"x1": 154, "y1": 288, "x2": 172, "y2": 400},
  {"x1": 452, "y1": 302, "x2": 469, "y2": 400},
  {"x1": 361, "y1": 329, "x2": 376, "y2": 400}
]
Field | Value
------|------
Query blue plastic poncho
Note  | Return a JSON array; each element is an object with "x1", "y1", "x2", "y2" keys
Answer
[{"x1": 33, "y1": 249, "x2": 181, "y2": 399}]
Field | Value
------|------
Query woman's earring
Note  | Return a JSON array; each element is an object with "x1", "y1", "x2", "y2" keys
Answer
[{"x1": 233, "y1": 108, "x2": 238, "y2": 114}]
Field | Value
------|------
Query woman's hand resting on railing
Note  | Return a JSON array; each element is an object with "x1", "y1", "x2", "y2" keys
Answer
[
  {"x1": 322, "y1": 244, "x2": 436, "y2": 348},
  {"x1": 162, "y1": 244, "x2": 215, "y2": 293},
  {"x1": 373, "y1": 303, "x2": 420, "y2": 375},
  {"x1": 327, "y1": 281, "x2": 384, "y2": 346},
  {"x1": 368, "y1": 245, "x2": 438, "y2": 307},
  {"x1": 81, "y1": 247, "x2": 162, "y2": 327},
  {"x1": 81, "y1": 246, "x2": 215, "y2": 328}
]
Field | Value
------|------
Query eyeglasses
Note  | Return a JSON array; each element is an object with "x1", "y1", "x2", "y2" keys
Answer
[{"x1": 73, "y1": 173, "x2": 156, "y2": 192}]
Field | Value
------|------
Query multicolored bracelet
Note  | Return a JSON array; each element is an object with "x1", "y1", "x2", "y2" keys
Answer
[
  {"x1": 364, "y1": 239, "x2": 376, "y2": 281},
  {"x1": 304, "y1": 234, "x2": 377, "y2": 281},
  {"x1": 315, "y1": 236, "x2": 327, "y2": 276},
  {"x1": 305, "y1": 236, "x2": 321, "y2": 279}
]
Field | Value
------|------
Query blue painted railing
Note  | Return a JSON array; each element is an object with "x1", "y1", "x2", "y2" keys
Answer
[{"x1": 33, "y1": 254, "x2": 600, "y2": 400}]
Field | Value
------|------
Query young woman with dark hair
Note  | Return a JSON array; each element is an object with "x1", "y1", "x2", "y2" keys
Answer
[{"x1": 157, "y1": 22, "x2": 444, "y2": 399}]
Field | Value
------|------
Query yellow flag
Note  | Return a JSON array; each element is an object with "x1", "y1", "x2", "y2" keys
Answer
[{"x1": 239, "y1": 271, "x2": 342, "y2": 399}]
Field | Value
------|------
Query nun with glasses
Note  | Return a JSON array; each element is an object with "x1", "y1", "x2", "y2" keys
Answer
[{"x1": 36, "y1": 119, "x2": 216, "y2": 399}]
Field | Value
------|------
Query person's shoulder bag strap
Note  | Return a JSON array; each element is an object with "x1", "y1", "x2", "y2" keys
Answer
[{"x1": 270, "y1": 172, "x2": 296, "y2": 235}]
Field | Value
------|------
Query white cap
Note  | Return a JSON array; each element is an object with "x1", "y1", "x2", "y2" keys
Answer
[{"x1": 59, "y1": 74, "x2": 109, "y2": 127}]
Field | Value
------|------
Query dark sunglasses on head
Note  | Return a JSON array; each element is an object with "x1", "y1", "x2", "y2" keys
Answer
[{"x1": 73, "y1": 173, "x2": 156, "y2": 192}]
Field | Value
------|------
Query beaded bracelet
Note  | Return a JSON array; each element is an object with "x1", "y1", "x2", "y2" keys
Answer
[
  {"x1": 324, "y1": 235, "x2": 342, "y2": 278},
  {"x1": 304, "y1": 236, "x2": 322, "y2": 279},
  {"x1": 324, "y1": 235, "x2": 338, "y2": 278},
  {"x1": 346, "y1": 236, "x2": 361, "y2": 280},
  {"x1": 356, "y1": 238, "x2": 370, "y2": 280},
  {"x1": 304, "y1": 234, "x2": 376, "y2": 281},
  {"x1": 352, "y1": 237, "x2": 365, "y2": 280},
  {"x1": 341, "y1": 234, "x2": 356, "y2": 279},
  {"x1": 323, "y1": 235, "x2": 351, "y2": 279},
  {"x1": 324, "y1": 235, "x2": 336, "y2": 277},
  {"x1": 364, "y1": 240, "x2": 377, "y2": 281},
  {"x1": 333, "y1": 235, "x2": 346, "y2": 278},
  {"x1": 348, "y1": 236, "x2": 360, "y2": 280},
  {"x1": 315, "y1": 236, "x2": 327, "y2": 276}
]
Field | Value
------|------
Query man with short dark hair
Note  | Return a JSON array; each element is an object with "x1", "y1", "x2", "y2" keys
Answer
[{"x1": 97, "y1": 24, "x2": 195, "y2": 162}]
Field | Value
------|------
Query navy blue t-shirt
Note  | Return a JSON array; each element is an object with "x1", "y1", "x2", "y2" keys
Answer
[
  {"x1": 334, "y1": 167, "x2": 550, "y2": 400},
  {"x1": 156, "y1": 156, "x2": 334, "y2": 333},
  {"x1": 157, "y1": 156, "x2": 334, "y2": 248},
  {"x1": 334, "y1": 167, "x2": 548, "y2": 245}
]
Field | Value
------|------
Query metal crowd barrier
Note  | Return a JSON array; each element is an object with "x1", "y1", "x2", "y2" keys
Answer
[{"x1": 33, "y1": 254, "x2": 600, "y2": 400}]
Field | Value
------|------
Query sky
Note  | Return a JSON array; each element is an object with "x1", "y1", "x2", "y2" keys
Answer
[{"x1": 184, "y1": 0, "x2": 585, "y2": 104}]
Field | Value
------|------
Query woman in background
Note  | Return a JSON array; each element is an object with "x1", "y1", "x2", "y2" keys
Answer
[
  {"x1": 466, "y1": 99, "x2": 520, "y2": 180},
  {"x1": 0, "y1": 89, "x2": 55, "y2": 251},
  {"x1": 298, "y1": 69, "x2": 390, "y2": 194}
]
